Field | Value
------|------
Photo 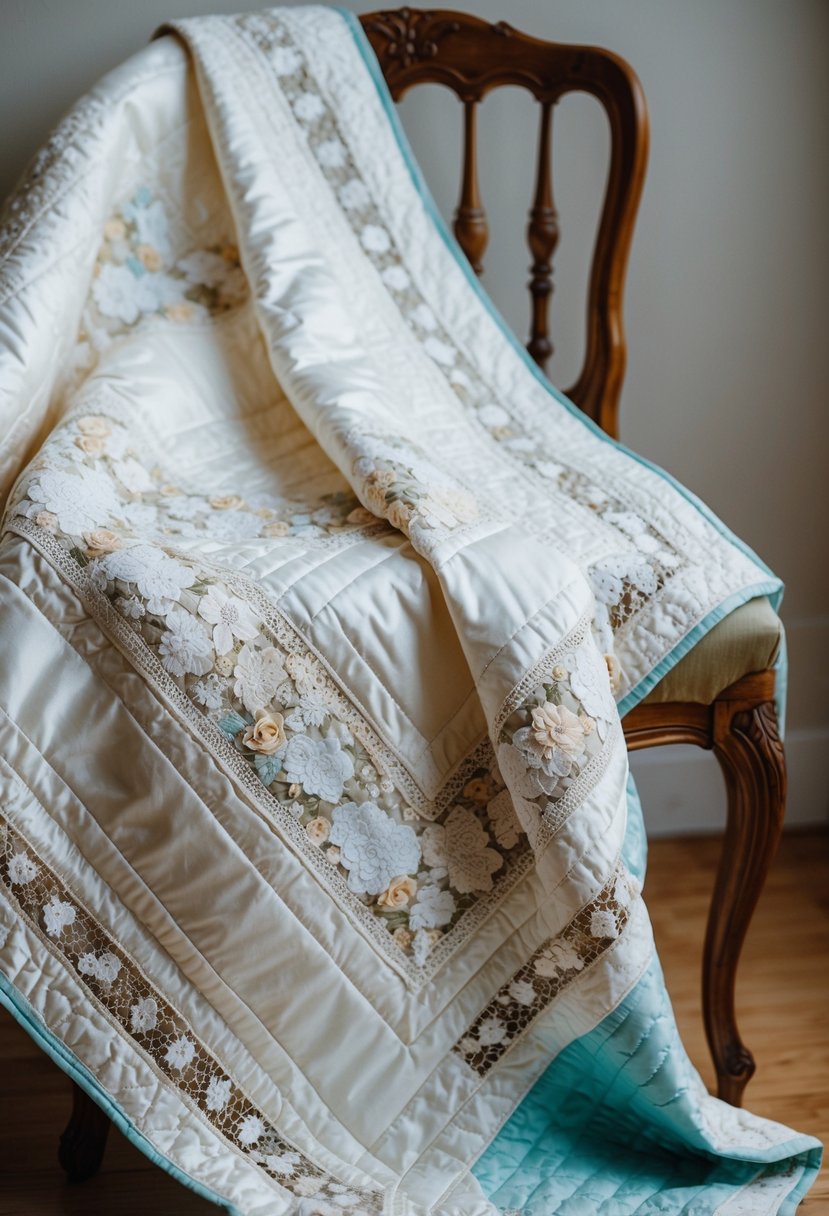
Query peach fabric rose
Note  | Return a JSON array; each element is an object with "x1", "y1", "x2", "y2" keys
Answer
[
  {"x1": 242, "y1": 711, "x2": 286, "y2": 755},
  {"x1": 83, "y1": 528, "x2": 122, "y2": 556},
  {"x1": 377, "y1": 875, "x2": 417, "y2": 909}
]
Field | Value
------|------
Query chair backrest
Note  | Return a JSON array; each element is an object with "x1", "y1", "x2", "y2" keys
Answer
[{"x1": 359, "y1": 7, "x2": 649, "y2": 439}]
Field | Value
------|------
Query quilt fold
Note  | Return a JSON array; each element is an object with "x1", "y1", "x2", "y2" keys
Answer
[{"x1": 0, "y1": 7, "x2": 821, "y2": 1213}]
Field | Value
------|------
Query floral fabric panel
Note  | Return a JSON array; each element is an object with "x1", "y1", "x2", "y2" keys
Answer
[
  {"x1": 233, "y1": 11, "x2": 686, "y2": 663},
  {"x1": 0, "y1": 815, "x2": 384, "y2": 1213},
  {"x1": 6, "y1": 404, "x2": 616, "y2": 981}
]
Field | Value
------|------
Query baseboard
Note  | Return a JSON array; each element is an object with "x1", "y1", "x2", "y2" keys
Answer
[{"x1": 629, "y1": 728, "x2": 829, "y2": 838}]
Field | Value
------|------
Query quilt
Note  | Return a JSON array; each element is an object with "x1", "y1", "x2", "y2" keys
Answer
[{"x1": 0, "y1": 8, "x2": 821, "y2": 1213}]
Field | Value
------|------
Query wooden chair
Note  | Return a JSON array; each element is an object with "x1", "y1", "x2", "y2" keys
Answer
[{"x1": 58, "y1": 4, "x2": 787, "y2": 1183}]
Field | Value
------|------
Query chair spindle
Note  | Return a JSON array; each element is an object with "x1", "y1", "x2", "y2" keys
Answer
[
  {"x1": 453, "y1": 100, "x2": 488, "y2": 275},
  {"x1": 526, "y1": 102, "x2": 558, "y2": 372}
]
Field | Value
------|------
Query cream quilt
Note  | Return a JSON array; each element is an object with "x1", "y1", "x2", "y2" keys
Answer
[{"x1": 0, "y1": 8, "x2": 821, "y2": 1213}]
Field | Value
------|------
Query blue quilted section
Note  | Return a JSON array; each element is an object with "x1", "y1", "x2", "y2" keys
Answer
[{"x1": 472, "y1": 780, "x2": 822, "y2": 1214}]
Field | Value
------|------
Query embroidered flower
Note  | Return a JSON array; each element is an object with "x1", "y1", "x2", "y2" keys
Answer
[
  {"x1": 78, "y1": 951, "x2": 121, "y2": 985},
  {"x1": 284, "y1": 653, "x2": 320, "y2": 693},
  {"x1": 198, "y1": 585, "x2": 260, "y2": 654},
  {"x1": 508, "y1": 979, "x2": 537, "y2": 1007},
  {"x1": 305, "y1": 816, "x2": 330, "y2": 845},
  {"x1": 94, "y1": 544, "x2": 193, "y2": 609},
  {"x1": 409, "y1": 884, "x2": 455, "y2": 929},
  {"x1": 33, "y1": 510, "x2": 58, "y2": 532},
  {"x1": 421, "y1": 806, "x2": 502, "y2": 894},
  {"x1": 242, "y1": 711, "x2": 286, "y2": 755},
  {"x1": 317, "y1": 138, "x2": 347, "y2": 168},
  {"x1": 283, "y1": 735, "x2": 354, "y2": 803},
  {"x1": 159, "y1": 607, "x2": 214, "y2": 678},
  {"x1": 393, "y1": 926, "x2": 414, "y2": 951},
  {"x1": 237, "y1": 1114, "x2": 265, "y2": 1146},
  {"x1": 477, "y1": 1016, "x2": 507, "y2": 1047},
  {"x1": 23, "y1": 465, "x2": 121, "y2": 535},
  {"x1": 284, "y1": 689, "x2": 329, "y2": 729},
  {"x1": 83, "y1": 527, "x2": 122, "y2": 556},
  {"x1": 112, "y1": 456, "x2": 154, "y2": 494},
  {"x1": 339, "y1": 178, "x2": 371, "y2": 212},
  {"x1": 590, "y1": 909, "x2": 619, "y2": 939},
  {"x1": 565, "y1": 645, "x2": 617, "y2": 719},
  {"x1": 75, "y1": 433, "x2": 107, "y2": 456},
  {"x1": 7, "y1": 852, "x2": 38, "y2": 884},
  {"x1": 192, "y1": 673, "x2": 224, "y2": 711},
  {"x1": 486, "y1": 788, "x2": 522, "y2": 850},
  {"x1": 360, "y1": 224, "x2": 391, "y2": 254},
  {"x1": 329, "y1": 802, "x2": 420, "y2": 896},
  {"x1": 130, "y1": 996, "x2": 158, "y2": 1033},
  {"x1": 42, "y1": 896, "x2": 76, "y2": 938},
  {"x1": 380, "y1": 264, "x2": 410, "y2": 291},
  {"x1": 232, "y1": 644, "x2": 287, "y2": 714},
  {"x1": 164, "y1": 1035, "x2": 195, "y2": 1072},
  {"x1": 205, "y1": 1075, "x2": 231, "y2": 1111},
  {"x1": 534, "y1": 939, "x2": 584, "y2": 979},
  {"x1": 377, "y1": 875, "x2": 417, "y2": 909},
  {"x1": 263, "y1": 1149, "x2": 301, "y2": 1176}
]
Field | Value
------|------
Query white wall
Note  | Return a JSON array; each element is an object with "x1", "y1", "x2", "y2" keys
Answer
[{"x1": 3, "y1": 1, "x2": 828, "y2": 835}]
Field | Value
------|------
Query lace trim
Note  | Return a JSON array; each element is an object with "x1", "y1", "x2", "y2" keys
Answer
[
  {"x1": 0, "y1": 812, "x2": 384, "y2": 1212},
  {"x1": 453, "y1": 861, "x2": 636, "y2": 1076}
]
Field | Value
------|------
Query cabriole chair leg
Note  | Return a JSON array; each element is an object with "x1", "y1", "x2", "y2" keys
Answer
[
  {"x1": 706, "y1": 696, "x2": 787, "y2": 1105},
  {"x1": 58, "y1": 1081, "x2": 111, "y2": 1182}
]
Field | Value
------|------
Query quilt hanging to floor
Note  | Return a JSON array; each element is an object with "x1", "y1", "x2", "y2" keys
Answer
[{"x1": 0, "y1": 7, "x2": 821, "y2": 1214}]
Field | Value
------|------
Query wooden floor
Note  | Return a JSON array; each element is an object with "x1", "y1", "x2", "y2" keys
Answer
[{"x1": 0, "y1": 829, "x2": 826, "y2": 1215}]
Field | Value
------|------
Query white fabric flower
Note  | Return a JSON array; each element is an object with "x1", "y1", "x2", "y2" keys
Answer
[
  {"x1": 198, "y1": 585, "x2": 260, "y2": 655},
  {"x1": 94, "y1": 544, "x2": 193, "y2": 607},
  {"x1": 409, "y1": 884, "x2": 455, "y2": 930},
  {"x1": 508, "y1": 979, "x2": 537, "y2": 1007},
  {"x1": 420, "y1": 806, "x2": 502, "y2": 895},
  {"x1": 271, "y1": 45, "x2": 301, "y2": 75},
  {"x1": 486, "y1": 789, "x2": 522, "y2": 850},
  {"x1": 565, "y1": 645, "x2": 617, "y2": 719},
  {"x1": 381, "y1": 264, "x2": 410, "y2": 291},
  {"x1": 590, "y1": 909, "x2": 619, "y2": 939},
  {"x1": 42, "y1": 896, "x2": 76, "y2": 938},
  {"x1": 283, "y1": 735, "x2": 354, "y2": 803},
  {"x1": 233, "y1": 644, "x2": 287, "y2": 714},
  {"x1": 7, "y1": 852, "x2": 38, "y2": 884},
  {"x1": 338, "y1": 178, "x2": 371, "y2": 212},
  {"x1": 201, "y1": 508, "x2": 263, "y2": 543},
  {"x1": 317, "y1": 138, "x2": 347, "y2": 168},
  {"x1": 164, "y1": 1035, "x2": 195, "y2": 1071},
  {"x1": 112, "y1": 456, "x2": 154, "y2": 494},
  {"x1": 329, "y1": 802, "x2": 420, "y2": 896},
  {"x1": 293, "y1": 92, "x2": 324, "y2": 122},
  {"x1": 23, "y1": 465, "x2": 121, "y2": 535},
  {"x1": 238, "y1": 1114, "x2": 265, "y2": 1146},
  {"x1": 205, "y1": 1075, "x2": 232, "y2": 1111},
  {"x1": 534, "y1": 939, "x2": 584, "y2": 979},
  {"x1": 477, "y1": 1016, "x2": 506, "y2": 1047},
  {"x1": 284, "y1": 689, "x2": 329, "y2": 729},
  {"x1": 92, "y1": 262, "x2": 142, "y2": 323},
  {"x1": 410, "y1": 302, "x2": 437, "y2": 331},
  {"x1": 192, "y1": 673, "x2": 224, "y2": 711},
  {"x1": 115, "y1": 595, "x2": 145, "y2": 620},
  {"x1": 264, "y1": 1149, "x2": 301, "y2": 1176},
  {"x1": 159, "y1": 607, "x2": 213, "y2": 678},
  {"x1": 284, "y1": 653, "x2": 319, "y2": 693},
  {"x1": 130, "y1": 996, "x2": 158, "y2": 1033},
  {"x1": 360, "y1": 224, "x2": 391, "y2": 254},
  {"x1": 78, "y1": 951, "x2": 121, "y2": 985}
]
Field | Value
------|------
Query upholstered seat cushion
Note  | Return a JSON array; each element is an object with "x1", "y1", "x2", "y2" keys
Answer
[{"x1": 641, "y1": 597, "x2": 782, "y2": 705}]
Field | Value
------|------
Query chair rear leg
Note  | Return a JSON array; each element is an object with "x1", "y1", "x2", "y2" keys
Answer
[
  {"x1": 58, "y1": 1081, "x2": 111, "y2": 1182},
  {"x1": 707, "y1": 696, "x2": 786, "y2": 1105}
]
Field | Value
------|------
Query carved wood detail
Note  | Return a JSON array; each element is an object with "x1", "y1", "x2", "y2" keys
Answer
[
  {"x1": 454, "y1": 100, "x2": 488, "y2": 275},
  {"x1": 360, "y1": 7, "x2": 649, "y2": 436},
  {"x1": 58, "y1": 1081, "x2": 111, "y2": 1182},
  {"x1": 526, "y1": 102, "x2": 558, "y2": 371}
]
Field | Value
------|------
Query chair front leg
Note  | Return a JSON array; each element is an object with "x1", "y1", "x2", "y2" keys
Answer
[
  {"x1": 58, "y1": 1081, "x2": 111, "y2": 1182},
  {"x1": 707, "y1": 694, "x2": 786, "y2": 1105}
]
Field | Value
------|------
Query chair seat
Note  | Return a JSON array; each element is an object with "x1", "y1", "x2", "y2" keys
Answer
[{"x1": 641, "y1": 597, "x2": 782, "y2": 705}]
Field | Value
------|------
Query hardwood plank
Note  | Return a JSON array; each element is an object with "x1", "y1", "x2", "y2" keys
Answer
[{"x1": 0, "y1": 829, "x2": 825, "y2": 1212}]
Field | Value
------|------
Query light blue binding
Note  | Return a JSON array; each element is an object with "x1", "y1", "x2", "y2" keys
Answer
[
  {"x1": 340, "y1": 8, "x2": 787, "y2": 726},
  {"x1": 470, "y1": 776, "x2": 823, "y2": 1214},
  {"x1": 0, "y1": 973, "x2": 239, "y2": 1215}
]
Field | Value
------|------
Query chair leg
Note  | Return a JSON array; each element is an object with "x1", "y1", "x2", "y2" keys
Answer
[
  {"x1": 58, "y1": 1081, "x2": 111, "y2": 1182},
  {"x1": 707, "y1": 697, "x2": 786, "y2": 1105}
]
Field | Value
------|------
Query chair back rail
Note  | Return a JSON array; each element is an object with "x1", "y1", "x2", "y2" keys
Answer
[{"x1": 360, "y1": 7, "x2": 649, "y2": 438}]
